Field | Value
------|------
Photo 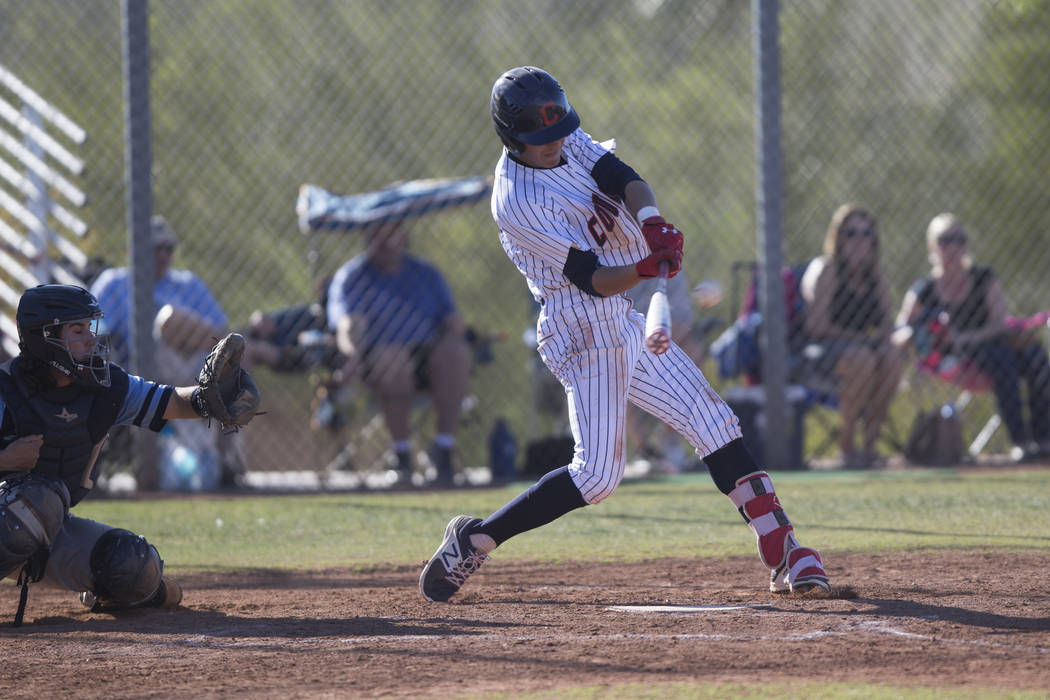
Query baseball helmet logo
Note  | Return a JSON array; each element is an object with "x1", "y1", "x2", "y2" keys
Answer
[{"x1": 540, "y1": 102, "x2": 562, "y2": 126}]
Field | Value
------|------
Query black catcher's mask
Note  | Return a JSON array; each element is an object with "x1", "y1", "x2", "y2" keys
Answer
[{"x1": 16, "y1": 284, "x2": 111, "y2": 388}]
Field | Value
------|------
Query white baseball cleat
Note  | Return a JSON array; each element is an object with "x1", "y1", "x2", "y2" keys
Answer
[{"x1": 770, "y1": 545, "x2": 830, "y2": 595}]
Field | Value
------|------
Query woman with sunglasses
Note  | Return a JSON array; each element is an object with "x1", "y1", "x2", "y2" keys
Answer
[
  {"x1": 897, "y1": 213, "x2": 1050, "y2": 462},
  {"x1": 800, "y1": 204, "x2": 905, "y2": 468}
]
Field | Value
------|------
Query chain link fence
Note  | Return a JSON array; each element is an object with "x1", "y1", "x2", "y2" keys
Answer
[{"x1": 1, "y1": 0, "x2": 1047, "y2": 487}]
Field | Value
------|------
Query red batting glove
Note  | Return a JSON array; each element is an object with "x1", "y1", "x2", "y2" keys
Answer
[
  {"x1": 641, "y1": 216, "x2": 684, "y2": 256},
  {"x1": 635, "y1": 248, "x2": 682, "y2": 279}
]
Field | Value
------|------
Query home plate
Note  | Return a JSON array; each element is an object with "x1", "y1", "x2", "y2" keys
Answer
[{"x1": 607, "y1": 604, "x2": 774, "y2": 613}]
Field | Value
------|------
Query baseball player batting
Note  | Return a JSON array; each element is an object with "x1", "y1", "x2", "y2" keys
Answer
[{"x1": 419, "y1": 66, "x2": 830, "y2": 602}]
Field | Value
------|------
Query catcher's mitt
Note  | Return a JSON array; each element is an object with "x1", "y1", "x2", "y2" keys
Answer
[{"x1": 192, "y1": 333, "x2": 260, "y2": 433}]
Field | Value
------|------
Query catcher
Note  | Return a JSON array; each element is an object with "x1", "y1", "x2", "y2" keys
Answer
[{"x1": 0, "y1": 284, "x2": 259, "y2": 626}]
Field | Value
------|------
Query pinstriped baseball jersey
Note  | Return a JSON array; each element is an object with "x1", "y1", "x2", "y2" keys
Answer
[{"x1": 492, "y1": 128, "x2": 742, "y2": 503}]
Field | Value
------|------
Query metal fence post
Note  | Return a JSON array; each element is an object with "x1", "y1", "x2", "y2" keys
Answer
[
  {"x1": 753, "y1": 0, "x2": 793, "y2": 468},
  {"x1": 122, "y1": 0, "x2": 158, "y2": 489}
]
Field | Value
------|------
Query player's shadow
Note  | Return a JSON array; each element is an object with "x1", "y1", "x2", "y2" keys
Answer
[
  {"x1": 800, "y1": 597, "x2": 1050, "y2": 631},
  {"x1": 9, "y1": 608, "x2": 532, "y2": 639}
]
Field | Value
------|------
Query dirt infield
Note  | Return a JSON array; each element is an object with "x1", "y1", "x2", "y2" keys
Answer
[{"x1": 2, "y1": 551, "x2": 1048, "y2": 698}]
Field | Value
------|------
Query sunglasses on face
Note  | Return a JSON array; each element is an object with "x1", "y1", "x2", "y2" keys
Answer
[
  {"x1": 937, "y1": 232, "x2": 967, "y2": 247},
  {"x1": 841, "y1": 225, "x2": 875, "y2": 239}
]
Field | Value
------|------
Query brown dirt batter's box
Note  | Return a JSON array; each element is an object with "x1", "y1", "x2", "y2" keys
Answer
[{"x1": 2, "y1": 551, "x2": 1047, "y2": 697}]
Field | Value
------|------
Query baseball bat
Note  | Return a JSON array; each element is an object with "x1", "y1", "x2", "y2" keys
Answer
[{"x1": 644, "y1": 262, "x2": 672, "y2": 354}]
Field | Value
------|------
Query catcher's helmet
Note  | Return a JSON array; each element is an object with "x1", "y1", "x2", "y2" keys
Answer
[
  {"x1": 16, "y1": 284, "x2": 111, "y2": 387},
  {"x1": 491, "y1": 66, "x2": 580, "y2": 153}
]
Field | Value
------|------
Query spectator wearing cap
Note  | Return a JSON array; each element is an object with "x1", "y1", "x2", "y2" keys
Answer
[
  {"x1": 90, "y1": 216, "x2": 241, "y2": 489},
  {"x1": 90, "y1": 215, "x2": 227, "y2": 370}
]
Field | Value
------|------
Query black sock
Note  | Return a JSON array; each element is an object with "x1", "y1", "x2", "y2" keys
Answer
[
  {"x1": 474, "y1": 465, "x2": 587, "y2": 545},
  {"x1": 703, "y1": 438, "x2": 760, "y2": 495}
]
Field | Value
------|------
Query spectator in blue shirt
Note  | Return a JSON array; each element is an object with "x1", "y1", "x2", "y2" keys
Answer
[
  {"x1": 89, "y1": 216, "x2": 240, "y2": 488},
  {"x1": 327, "y1": 221, "x2": 470, "y2": 485},
  {"x1": 90, "y1": 215, "x2": 227, "y2": 372}
]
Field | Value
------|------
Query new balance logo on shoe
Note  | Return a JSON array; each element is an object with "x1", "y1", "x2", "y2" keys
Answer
[
  {"x1": 419, "y1": 515, "x2": 489, "y2": 602},
  {"x1": 440, "y1": 541, "x2": 461, "y2": 570}
]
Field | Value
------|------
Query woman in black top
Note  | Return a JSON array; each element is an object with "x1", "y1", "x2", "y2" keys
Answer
[
  {"x1": 801, "y1": 204, "x2": 905, "y2": 468},
  {"x1": 897, "y1": 213, "x2": 1050, "y2": 461}
]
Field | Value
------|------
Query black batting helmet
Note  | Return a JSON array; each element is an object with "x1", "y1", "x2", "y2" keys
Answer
[
  {"x1": 491, "y1": 66, "x2": 580, "y2": 153},
  {"x1": 16, "y1": 284, "x2": 111, "y2": 388}
]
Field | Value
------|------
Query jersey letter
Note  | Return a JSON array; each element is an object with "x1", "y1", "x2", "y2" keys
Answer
[{"x1": 586, "y1": 193, "x2": 620, "y2": 247}]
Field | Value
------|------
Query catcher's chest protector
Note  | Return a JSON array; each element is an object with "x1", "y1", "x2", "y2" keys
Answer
[{"x1": 0, "y1": 360, "x2": 127, "y2": 505}]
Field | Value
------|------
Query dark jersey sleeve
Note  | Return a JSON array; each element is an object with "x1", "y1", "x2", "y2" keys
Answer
[
  {"x1": 590, "y1": 152, "x2": 643, "y2": 202},
  {"x1": 562, "y1": 247, "x2": 603, "y2": 297}
]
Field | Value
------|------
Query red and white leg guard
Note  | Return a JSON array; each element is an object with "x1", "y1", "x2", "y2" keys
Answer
[
  {"x1": 728, "y1": 471, "x2": 830, "y2": 594},
  {"x1": 728, "y1": 471, "x2": 794, "y2": 570}
]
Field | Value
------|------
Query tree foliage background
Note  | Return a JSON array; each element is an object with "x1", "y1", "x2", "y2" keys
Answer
[{"x1": 1, "y1": 0, "x2": 1047, "y2": 475}]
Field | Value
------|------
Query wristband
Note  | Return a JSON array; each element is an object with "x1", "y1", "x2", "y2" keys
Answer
[
  {"x1": 190, "y1": 387, "x2": 209, "y2": 418},
  {"x1": 636, "y1": 206, "x2": 660, "y2": 223}
]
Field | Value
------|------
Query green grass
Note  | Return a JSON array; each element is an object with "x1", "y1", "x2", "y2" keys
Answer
[{"x1": 73, "y1": 467, "x2": 1050, "y2": 574}]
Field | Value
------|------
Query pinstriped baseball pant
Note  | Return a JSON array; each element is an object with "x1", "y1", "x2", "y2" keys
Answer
[{"x1": 546, "y1": 310, "x2": 742, "y2": 504}]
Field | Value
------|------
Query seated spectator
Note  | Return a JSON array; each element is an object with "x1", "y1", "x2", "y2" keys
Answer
[
  {"x1": 89, "y1": 215, "x2": 240, "y2": 488},
  {"x1": 799, "y1": 204, "x2": 905, "y2": 468},
  {"x1": 895, "y1": 213, "x2": 1050, "y2": 462},
  {"x1": 90, "y1": 215, "x2": 228, "y2": 372},
  {"x1": 326, "y1": 220, "x2": 470, "y2": 485},
  {"x1": 722, "y1": 262, "x2": 810, "y2": 384},
  {"x1": 246, "y1": 275, "x2": 345, "y2": 375}
]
